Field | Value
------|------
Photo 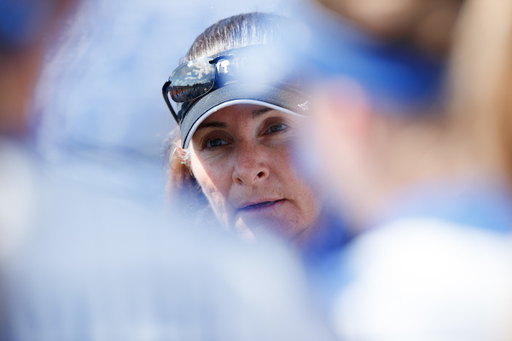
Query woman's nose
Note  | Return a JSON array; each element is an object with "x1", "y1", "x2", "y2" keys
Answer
[{"x1": 232, "y1": 142, "x2": 270, "y2": 186}]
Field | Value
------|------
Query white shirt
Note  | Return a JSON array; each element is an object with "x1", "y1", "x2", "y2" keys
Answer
[{"x1": 331, "y1": 218, "x2": 512, "y2": 341}]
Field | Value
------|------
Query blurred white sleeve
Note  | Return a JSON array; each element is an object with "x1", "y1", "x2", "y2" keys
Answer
[{"x1": 331, "y1": 218, "x2": 512, "y2": 341}]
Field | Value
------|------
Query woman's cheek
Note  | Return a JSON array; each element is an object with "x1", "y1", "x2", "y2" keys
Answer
[
  {"x1": 210, "y1": 190, "x2": 232, "y2": 225},
  {"x1": 191, "y1": 157, "x2": 232, "y2": 226},
  {"x1": 200, "y1": 181, "x2": 231, "y2": 228}
]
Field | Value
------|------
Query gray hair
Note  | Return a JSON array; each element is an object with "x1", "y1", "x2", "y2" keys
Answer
[{"x1": 183, "y1": 12, "x2": 287, "y2": 63}]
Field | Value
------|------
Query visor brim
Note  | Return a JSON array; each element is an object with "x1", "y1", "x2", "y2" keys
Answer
[{"x1": 180, "y1": 83, "x2": 310, "y2": 149}]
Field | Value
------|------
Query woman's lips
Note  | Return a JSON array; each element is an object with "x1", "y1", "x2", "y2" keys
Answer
[{"x1": 237, "y1": 199, "x2": 285, "y2": 213}]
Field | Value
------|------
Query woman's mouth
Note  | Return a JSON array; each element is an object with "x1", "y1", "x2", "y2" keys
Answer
[{"x1": 238, "y1": 199, "x2": 285, "y2": 213}]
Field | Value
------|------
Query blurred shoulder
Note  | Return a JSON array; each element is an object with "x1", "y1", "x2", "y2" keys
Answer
[{"x1": 331, "y1": 217, "x2": 512, "y2": 341}]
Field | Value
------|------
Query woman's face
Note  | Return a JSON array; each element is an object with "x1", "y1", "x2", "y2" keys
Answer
[{"x1": 188, "y1": 104, "x2": 323, "y2": 241}]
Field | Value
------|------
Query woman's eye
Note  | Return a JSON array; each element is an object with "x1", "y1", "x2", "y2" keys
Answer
[
  {"x1": 265, "y1": 123, "x2": 287, "y2": 135},
  {"x1": 204, "y1": 138, "x2": 228, "y2": 149}
]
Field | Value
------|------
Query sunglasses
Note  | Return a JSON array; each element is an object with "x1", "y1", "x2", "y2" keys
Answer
[{"x1": 162, "y1": 45, "x2": 297, "y2": 124}]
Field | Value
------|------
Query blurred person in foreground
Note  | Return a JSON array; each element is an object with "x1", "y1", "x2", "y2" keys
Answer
[
  {"x1": 0, "y1": 1, "x2": 335, "y2": 340},
  {"x1": 0, "y1": 0, "x2": 76, "y2": 261},
  {"x1": 163, "y1": 12, "x2": 348, "y2": 260},
  {"x1": 290, "y1": 0, "x2": 512, "y2": 339}
]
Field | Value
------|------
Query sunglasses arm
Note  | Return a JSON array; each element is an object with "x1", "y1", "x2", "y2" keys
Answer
[{"x1": 162, "y1": 81, "x2": 179, "y2": 124}]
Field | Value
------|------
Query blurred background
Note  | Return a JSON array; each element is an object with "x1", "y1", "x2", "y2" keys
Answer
[
  {"x1": 3, "y1": 0, "x2": 512, "y2": 339},
  {"x1": 33, "y1": 0, "x2": 298, "y2": 206}
]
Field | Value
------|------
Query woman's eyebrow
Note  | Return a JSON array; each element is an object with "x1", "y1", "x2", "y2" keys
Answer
[
  {"x1": 252, "y1": 107, "x2": 273, "y2": 119},
  {"x1": 197, "y1": 108, "x2": 273, "y2": 131},
  {"x1": 196, "y1": 122, "x2": 227, "y2": 131}
]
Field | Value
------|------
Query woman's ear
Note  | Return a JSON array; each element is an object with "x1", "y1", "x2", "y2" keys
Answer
[{"x1": 173, "y1": 143, "x2": 191, "y2": 167}]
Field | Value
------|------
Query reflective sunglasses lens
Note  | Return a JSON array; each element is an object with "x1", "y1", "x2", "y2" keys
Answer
[{"x1": 168, "y1": 59, "x2": 216, "y2": 102}]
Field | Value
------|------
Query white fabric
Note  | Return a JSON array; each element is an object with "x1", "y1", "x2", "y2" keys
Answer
[
  {"x1": 0, "y1": 138, "x2": 36, "y2": 260},
  {"x1": 331, "y1": 218, "x2": 512, "y2": 341}
]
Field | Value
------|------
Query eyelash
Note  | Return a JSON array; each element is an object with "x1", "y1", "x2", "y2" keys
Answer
[
  {"x1": 202, "y1": 137, "x2": 229, "y2": 150},
  {"x1": 264, "y1": 123, "x2": 288, "y2": 135},
  {"x1": 200, "y1": 122, "x2": 289, "y2": 150}
]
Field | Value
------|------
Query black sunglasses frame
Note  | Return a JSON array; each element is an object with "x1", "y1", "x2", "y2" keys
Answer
[
  {"x1": 162, "y1": 45, "x2": 297, "y2": 125},
  {"x1": 162, "y1": 54, "x2": 232, "y2": 124},
  {"x1": 162, "y1": 51, "x2": 246, "y2": 124},
  {"x1": 162, "y1": 80, "x2": 179, "y2": 123}
]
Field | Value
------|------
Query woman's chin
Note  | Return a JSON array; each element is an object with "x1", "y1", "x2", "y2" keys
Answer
[{"x1": 232, "y1": 220, "x2": 257, "y2": 241}]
